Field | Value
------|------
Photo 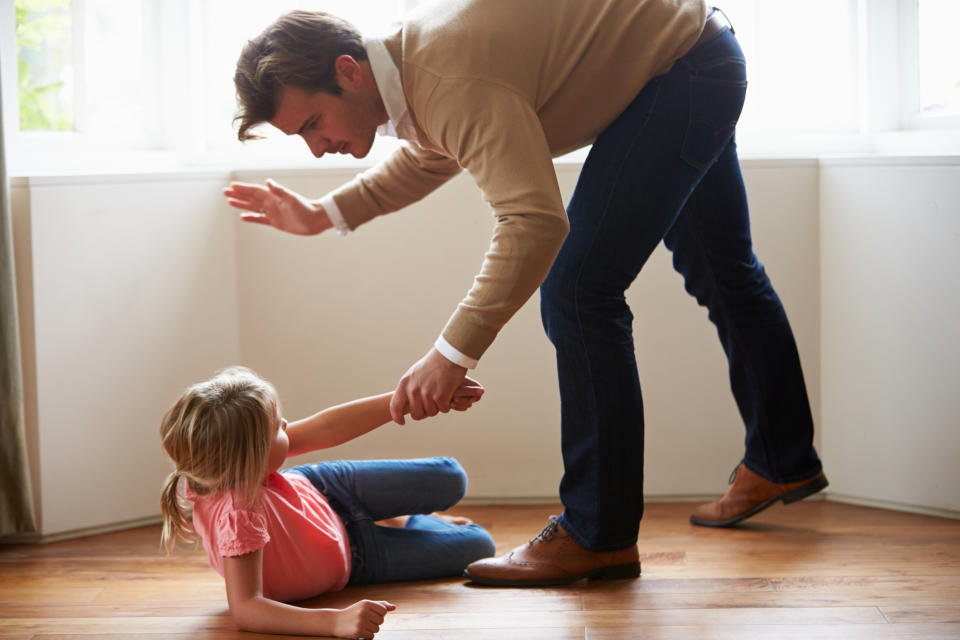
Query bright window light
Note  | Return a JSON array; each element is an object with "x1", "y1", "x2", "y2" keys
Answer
[
  {"x1": 15, "y1": 0, "x2": 73, "y2": 131},
  {"x1": 82, "y1": 0, "x2": 150, "y2": 143},
  {"x1": 718, "y1": 0, "x2": 859, "y2": 135},
  {"x1": 917, "y1": 0, "x2": 960, "y2": 117}
]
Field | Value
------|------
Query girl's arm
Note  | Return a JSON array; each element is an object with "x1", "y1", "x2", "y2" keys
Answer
[
  {"x1": 285, "y1": 378, "x2": 483, "y2": 458},
  {"x1": 223, "y1": 549, "x2": 394, "y2": 638}
]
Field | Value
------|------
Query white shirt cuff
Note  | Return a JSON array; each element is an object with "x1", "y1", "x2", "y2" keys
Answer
[
  {"x1": 434, "y1": 335, "x2": 479, "y2": 370},
  {"x1": 318, "y1": 194, "x2": 350, "y2": 237}
]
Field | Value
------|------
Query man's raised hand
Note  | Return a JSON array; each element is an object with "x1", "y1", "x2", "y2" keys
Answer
[{"x1": 223, "y1": 179, "x2": 332, "y2": 236}]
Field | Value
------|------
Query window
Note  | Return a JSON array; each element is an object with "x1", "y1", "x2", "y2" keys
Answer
[
  {"x1": 3, "y1": 0, "x2": 958, "y2": 173},
  {"x1": 719, "y1": 0, "x2": 860, "y2": 136},
  {"x1": 6, "y1": 0, "x2": 417, "y2": 172},
  {"x1": 908, "y1": 0, "x2": 960, "y2": 126},
  {"x1": 14, "y1": 0, "x2": 154, "y2": 145},
  {"x1": 15, "y1": 0, "x2": 73, "y2": 132}
]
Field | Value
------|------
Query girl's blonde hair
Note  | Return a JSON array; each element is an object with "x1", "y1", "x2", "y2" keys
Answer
[{"x1": 159, "y1": 366, "x2": 278, "y2": 553}]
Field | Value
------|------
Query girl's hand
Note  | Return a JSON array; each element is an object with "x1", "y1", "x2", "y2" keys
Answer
[
  {"x1": 451, "y1": 375, "x2": 485, "y2": 411},
  {"x1": 333, "y1": 600, "x2": 396, "y2": 639},
  {"x1": 223, "y1": 179, "x2": 332, "y2": 236}
]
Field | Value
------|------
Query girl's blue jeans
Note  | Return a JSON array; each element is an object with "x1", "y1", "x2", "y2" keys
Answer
[
  {"x1": 541, "y1": 26, "x2": 823, "y2": 552},
  {"x1": 287, "y1": 457, "x2": 495, "y2": 585}
]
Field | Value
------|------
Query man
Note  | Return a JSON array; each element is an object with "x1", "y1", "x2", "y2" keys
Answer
[{"x1": 224, "y1": 0, "x2": 827, "y2": 587}]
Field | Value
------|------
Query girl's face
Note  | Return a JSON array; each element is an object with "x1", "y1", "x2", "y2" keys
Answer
[{"x1": 266, "y1": 413, "x2": 289, "y2": 475}]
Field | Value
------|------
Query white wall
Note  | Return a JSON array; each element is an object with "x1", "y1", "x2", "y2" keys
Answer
[
  {"x1": 11, "y1": 173, "x2": 241, "y2": 536},
  {"x1": 11, "y1": 154, "x2": 957, "y2": 538},
  {"x1": 820, "y1": 157, "x2": 960, "y2": 514}
]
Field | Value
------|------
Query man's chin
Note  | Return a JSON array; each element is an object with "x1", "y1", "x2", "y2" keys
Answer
[{"x1": 351, "y1": 143, "x2": 373, "y2": 159}]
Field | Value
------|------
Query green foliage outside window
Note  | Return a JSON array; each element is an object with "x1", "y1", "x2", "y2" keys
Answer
[{"x1": 16, "y1": 0, "x2": 73, "y2": 131}]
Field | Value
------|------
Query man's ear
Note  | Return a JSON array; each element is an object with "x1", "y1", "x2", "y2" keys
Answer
[{"x1": 334, "y1": 55, "x2": 363, "y2": 89}]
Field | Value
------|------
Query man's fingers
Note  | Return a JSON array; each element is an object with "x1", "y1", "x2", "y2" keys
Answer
[
  {"x1": 239, "y1": 214, "x2": 272, "y2": 225},
  {"x1": 265, "y1": 178, "x2": 290, "y2": 199},
  {"x1": 226, "y1": 197, "x2": 259, "y2": 211},
  {"x1": 408, "y1": 394, "x2": 426, "y2": 420}
]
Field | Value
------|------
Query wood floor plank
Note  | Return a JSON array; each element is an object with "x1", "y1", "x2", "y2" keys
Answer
[
  {"x1": 582, "y1": 587, "x2": 960, "y2": 610},
  {"x1": 880, "y1": 604, "x2": 960, "y2": 623},
  {"x1": 586, "y1": 622, "x2": 960, "y2": 640},
  {"x1": 372, "y1": 607, "x2": 886, "y2": 631},
  {"x1": 28, "y1": 631, "x2": 586, "y2": 640},
  {"x1": 0, "y1": 585, "x2": 103, "y2": 603},
  {"x1": 302, "y1": 583, "x2": 583, "y2": 614}
]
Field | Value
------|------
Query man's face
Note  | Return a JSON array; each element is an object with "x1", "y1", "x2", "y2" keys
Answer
[{"x1": 271, "y1": 83, "x2": 380, "y2": 159}]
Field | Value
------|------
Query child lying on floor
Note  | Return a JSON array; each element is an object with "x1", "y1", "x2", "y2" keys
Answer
[{"x1": 159, "y1": 366, "x2": 494, "y2": 639}]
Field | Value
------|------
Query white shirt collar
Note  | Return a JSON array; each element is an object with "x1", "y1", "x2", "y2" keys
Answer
[{"x1": 365, "y1": 37, "x2": 407, "y2": 139}]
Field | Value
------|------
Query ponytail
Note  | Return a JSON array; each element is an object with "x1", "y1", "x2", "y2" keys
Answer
[{"x1": 160, "y1": 471, "x2": 197, "y2": 553}]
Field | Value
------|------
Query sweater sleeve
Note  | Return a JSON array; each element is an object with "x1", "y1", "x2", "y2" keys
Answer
[
  {"x1": 425, "y1": 79, "x2": 570, "y2": 360},
  {"x1": 327, "y1": 141, "x2": 463, "y2": 230}
]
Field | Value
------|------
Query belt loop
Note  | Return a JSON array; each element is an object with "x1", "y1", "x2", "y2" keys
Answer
[{"x1": 711, "y1": 6, "x2": 735, "y2": 35}]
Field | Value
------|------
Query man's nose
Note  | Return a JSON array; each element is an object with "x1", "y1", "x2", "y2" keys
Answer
[{"x1": 303, "y1": 135, "x2": 327, "y2": 158}]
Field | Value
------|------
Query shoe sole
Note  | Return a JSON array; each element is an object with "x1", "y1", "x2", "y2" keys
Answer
[
  {"x1": 689, "y1": 473, "x2": 829, "y2": 528},
  {"x1": 463, "y1": 560, "x2": 641, "y2": 588}
]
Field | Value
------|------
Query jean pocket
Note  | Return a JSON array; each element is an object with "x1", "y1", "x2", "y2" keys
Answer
[{"x1": 681, "y1": 75, "x2": 747, "y2": 171}]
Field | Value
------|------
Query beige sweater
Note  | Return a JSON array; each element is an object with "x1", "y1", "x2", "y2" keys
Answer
[{"x1": 330, "y1": 0, "x2": 706, "y2": 362}]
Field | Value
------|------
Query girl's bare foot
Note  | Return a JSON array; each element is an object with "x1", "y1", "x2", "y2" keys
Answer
[
  {"x1": 376, "y1": 516, "x2": 410, "y2": 528},
  {"x1": 377, "y1": 512, "x2": 474, "y2": 528},
  {"x1": 433, "y1": 512, "x2": 474, "y2": 525}
]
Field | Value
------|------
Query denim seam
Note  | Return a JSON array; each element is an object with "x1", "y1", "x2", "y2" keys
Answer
[
  {"x1": 676, "y1": 195, "x2": 781, "y2": 482},
  {"x1": 561, "y1": 80, "x2": 662, "y2": 553}
]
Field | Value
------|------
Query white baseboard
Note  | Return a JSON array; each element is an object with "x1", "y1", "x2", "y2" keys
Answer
[
  {"x1": 0, "y1": 515, "x2": 162, "y2": 545},
  {"x1": 824, "y1": 492, "x2": 960, "y2": 521}
]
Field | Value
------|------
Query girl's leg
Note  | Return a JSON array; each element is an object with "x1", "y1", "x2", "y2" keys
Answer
[
  {"x1": 289, "y1": 457, "x2": 491, "y2": 584},
  {"x1": 350, "y1": 515, "x2": 496, "y2": 585},
  {"x1": 289, "y1": 456, "x2": 468, "y2": 522},
  {"x1": 292, "y1": 458, "x2": 495, "y2": 584}
]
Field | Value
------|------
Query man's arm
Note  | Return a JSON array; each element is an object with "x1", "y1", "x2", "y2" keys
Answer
[
  {"x1": 390, "y1": 80, "x2": 570, "y2": 423},
  {"x1": 325, "y1": 142, "x2": 462, "y2": 231},
  {"x1": 223, "y1": 549, "x2": 394, "y2": 638}
]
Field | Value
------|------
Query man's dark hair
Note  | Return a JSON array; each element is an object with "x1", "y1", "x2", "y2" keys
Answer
[{"x1": 233, "y1": 10, "x2": 368, "y2": 141}]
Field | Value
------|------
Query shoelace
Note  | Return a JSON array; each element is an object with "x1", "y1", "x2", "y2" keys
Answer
[
  {"x1": 530, "y1": 515, "x2": 562, "y2": 545},
  {"x1": 728, "y1": 461, "x2": 744, "y2": 485}
]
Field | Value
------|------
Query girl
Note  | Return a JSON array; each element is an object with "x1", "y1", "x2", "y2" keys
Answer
[{"x1": 160, "y1": 366, "x2": 495, "y2": 639}]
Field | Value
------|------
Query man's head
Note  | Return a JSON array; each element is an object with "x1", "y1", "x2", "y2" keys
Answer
[{"x1": 233, "y1": 9, "x2": 376, "y2": 148}]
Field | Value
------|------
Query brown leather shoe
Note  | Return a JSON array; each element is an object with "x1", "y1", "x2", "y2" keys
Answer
[
  {"x1": 463, "y1": 516, "x2": 640, "y2": 587},
  {"x1": 690, "y1": 462, "x2": 828, "y2": 527}
]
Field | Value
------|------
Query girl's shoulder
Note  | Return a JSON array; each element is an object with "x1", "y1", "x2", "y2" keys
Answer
[{"x1": 192, "y1": 485, "x2": 272, "y2": 557}]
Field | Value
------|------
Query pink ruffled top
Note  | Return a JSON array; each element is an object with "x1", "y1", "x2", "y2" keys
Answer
[{"x1": 187, "y1": 471, "x2": 351, "y2": 601}]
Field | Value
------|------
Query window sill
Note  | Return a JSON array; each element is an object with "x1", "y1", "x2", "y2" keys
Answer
[{"x1": 8, "y1": 131, "x2": 958, "y2": 184}]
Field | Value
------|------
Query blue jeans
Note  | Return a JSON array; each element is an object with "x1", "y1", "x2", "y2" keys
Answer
[
  {"x1": 540, "y1": 26, "x2": 823, "y2": 552},
  {"x1": 287, "y1": 457, "x2": 495, "y2": 584}
]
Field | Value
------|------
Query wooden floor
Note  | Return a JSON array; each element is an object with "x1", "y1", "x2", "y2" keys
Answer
[{"x1": 1, "y1": 501, "x2": 959, "y2": 639}]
